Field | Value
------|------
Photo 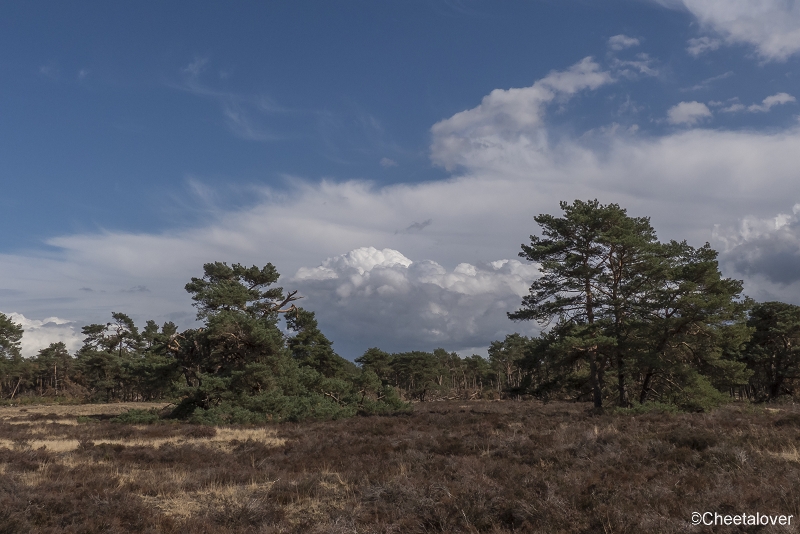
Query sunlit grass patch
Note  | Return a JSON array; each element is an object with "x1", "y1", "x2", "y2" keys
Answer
[
  {"x1": 90, "y1": 426, "x2": 285, "y2": 450},
  {"x1": 0, "y1": 402, "x2": 170, "y2": 420},
  {"x1": 768, "y1": 445, "x2": 800, "y2": 462},
  {"x1": 24, "y1": 438, "x2": 83, "y2": 452}
]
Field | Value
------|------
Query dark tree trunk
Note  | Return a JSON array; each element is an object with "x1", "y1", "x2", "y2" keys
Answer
[
  {"x1": 589, "y1": 352, "x2": 603, "y2": 409},
  {"x1": 639, "y1": 369, "x2": 654, "y2": 404},
  {"x1": 617, "y1": 360, "x2": 629, "y2": 407}
]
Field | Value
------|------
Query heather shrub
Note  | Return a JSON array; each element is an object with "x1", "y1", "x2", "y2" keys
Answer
[
  {"x1": 613, "y1": 401, "x2": 681, "y2": 416},
  {"x1": 5, "y1": 400, "x2": 800, "y2": 532},
  {"x1": 111, "y1": 408, "x2": 161, "y2": 424}
]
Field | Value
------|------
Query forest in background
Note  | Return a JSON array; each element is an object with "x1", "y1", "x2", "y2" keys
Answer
[{"x1": 2, "y1": 200, "x2": 800, "y2": 421}]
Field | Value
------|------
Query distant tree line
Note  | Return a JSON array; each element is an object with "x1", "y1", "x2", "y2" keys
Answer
[{"x1": 2, "y1": 200, "x2": 800, "y2": 417}]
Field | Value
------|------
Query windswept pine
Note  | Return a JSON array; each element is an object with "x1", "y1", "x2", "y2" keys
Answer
[{"x1": 508, "y1": 200, "x2": 753, "y2": 411}]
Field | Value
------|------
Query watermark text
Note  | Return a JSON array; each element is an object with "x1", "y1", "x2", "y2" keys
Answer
[{"x1": 691, "y1": 512, "x2": 793, "y2": 527}]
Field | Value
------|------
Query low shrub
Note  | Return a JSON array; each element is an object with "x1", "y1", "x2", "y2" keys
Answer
[{"x1": 111, "y1": 408, "x2": 161, "y2": 424}]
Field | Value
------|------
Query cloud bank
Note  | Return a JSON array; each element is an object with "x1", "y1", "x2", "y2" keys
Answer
[
  {"x1": 0, "y1": 312, "x2": 83, "y2": 357},
  {"x1": 714, "y1": 204, "x2": 800, "y2": 284},
  {"x1": 4, "y1": 53, "x2": 800, "y2": 357},
  {"x1": 292, "y1": 247, "x2": 540, "y2": 356}
]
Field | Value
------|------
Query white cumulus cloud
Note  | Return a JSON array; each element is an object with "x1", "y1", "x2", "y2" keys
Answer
[
  {"x1": 291, "y1": 247, "x2": 541, "y2": 356},
  {"x1": 430, "y1": 57, "x2": 613, "y2": 171},
  {"x1": 666, "y1": 0, "x2": 800, "y2": 61},
  {"x1": 667, "y1": 101, "x2": 713, "y2": 125},
  {"x1": 1, "y1": 312, "x2": 83, "y2": 357}
]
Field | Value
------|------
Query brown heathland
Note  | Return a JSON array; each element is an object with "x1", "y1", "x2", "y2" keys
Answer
[{"x1": 1, "y1": 401, "x2": 800, "y2": 533}]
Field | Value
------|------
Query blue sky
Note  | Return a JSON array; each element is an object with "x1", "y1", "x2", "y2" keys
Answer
[{"x1": 3, "y1": 0, "x2": 800, "y2": 358}]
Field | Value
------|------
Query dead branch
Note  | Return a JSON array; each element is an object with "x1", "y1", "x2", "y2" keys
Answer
[
  {"x1": 9, "y1": 377, "x2": 21, "y2": 400},
  {"x1": 272, "y1": 290, "x2": 302, "y2": 314}
]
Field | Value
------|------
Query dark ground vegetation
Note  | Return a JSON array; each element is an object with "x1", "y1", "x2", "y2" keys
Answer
[{"x1": 2, "y1": 400, "x2": 800, "y2": 533}]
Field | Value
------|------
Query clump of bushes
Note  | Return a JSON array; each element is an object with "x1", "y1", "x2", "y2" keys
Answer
[{"x1": 110, "y1": 408, "x2": 161, "y2": 424}]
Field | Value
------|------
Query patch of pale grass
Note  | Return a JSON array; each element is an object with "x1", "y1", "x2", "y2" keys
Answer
[
  {"x1": 0, "y1": 437, "x2": 82, "y2": 452},
  {"x1": 0, "y1": 423, "x2": 284, "y2": 453},
  {"x1": 140, "y1": 478, "x2": 281, "y2": 518},
  {"x1": 18, "y1": 467, "x2": 51, "y2": 487},
  {"x1": 93, "y1": 426, "x2": 285, "y2": 450},
  {"x1": 318, "y1": 471, "x2": 350, "y2": 493},
  {"x1": 114, "y1": 466, "x2": 191, "y2": 491},
  {"x1": 769, "y1": 445, "x2": 800, "y2": 462},
  {"x1": 26, "y1": 439, "x2": 82, "y2": 452},
  {"x1": 0, "y1": 402, "x2": 170, "y2": 420},
  {"x1": 140, "y1": 494, "x2": 204, "y2": 518},
  {"x1": 59, "y1": 453, "x2": 113, "y2": 468},
  {"x1": 214, "y1": 427, "x2": 285, "y2": 447}
]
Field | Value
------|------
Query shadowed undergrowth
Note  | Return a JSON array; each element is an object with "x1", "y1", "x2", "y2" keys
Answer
[{"x1": 1, "y1": 401, "x2": 800, "y2": 533}]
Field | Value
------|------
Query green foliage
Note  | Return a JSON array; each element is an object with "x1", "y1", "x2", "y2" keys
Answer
[
  {"x1": 611, "y1": 401, "x2": 682, "y2": 416},
  {"x1": 510, "y1": 199, "x2": 751, "y2": 411},
  {"x1": 0, "y1": 312, "x2": 25, "y2": 399},
  {"x1": 740, "y1": 301, "x2": 800, "y2": 401},
  {"x1": 356, "y1": 348, "x2": 393, "y2": 383},
  {"x1": 6, "y1": 201, "x2": 799, "y2": 416},
  {"x1": 70, "y1": 315, "x2": 181, "y2": 402},
  {"x1": 287, "y1": 308, "x2": 357, "y2": 379},
  {"x1": 0, "y1": 312, "x2": 23, "y2": 360},
  {"x1": 185, "y1": 261, "x2": 286, "y2": 320},
  {"x1": 659, "y1": 370, "x2": 730, "y2": 413},
  {"x1": 169, "y1": 262, "x2": 408, "y2": 423},
  {"x1": 354, "y1": 346, "x2": 512, "y2": 402}
]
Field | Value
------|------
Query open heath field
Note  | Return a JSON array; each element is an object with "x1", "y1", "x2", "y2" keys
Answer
[{"x1": 2, "y1": 401, "x2": 800, "y2": 533}]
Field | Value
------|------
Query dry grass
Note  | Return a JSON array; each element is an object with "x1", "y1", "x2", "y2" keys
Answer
[
  {"x1": 0, "y1": 401, "x2": 170, "y2": 420},
  {"x1": 2, "y1": 401, "x2": 800, "y2": 533}
]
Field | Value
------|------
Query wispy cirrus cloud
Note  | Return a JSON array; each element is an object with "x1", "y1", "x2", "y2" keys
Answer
[
  {"x1": 610, "y1": 53, "x2": 659, "y2": 79},
  {"x1": 608, "y1": 34, "x2": 641, "y2": 51},
  {"x1": 171, "y1": 57, "x2": 292, "y2": 141},
  {"x1": 182, "y1": 57, "x2": 208, "y2": 78},
  {"x1": 684, "y1": 71, "x2": 733, "y2": 92},
  {"x1": 38, "y1": 64, "x2": 59, "y2": 80},
  {"x1": 748, "y1": 92, "x2": 796, "y2": 112},
  {"x1": 721, "y1": 102, "x2": 746, "y2": 113},
  {"x1": 718, "y1": 93, "x2": 796, "y2": 113},
  {"x1": 686, "y1": 36, "x2": 722, "y2": 57}
]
